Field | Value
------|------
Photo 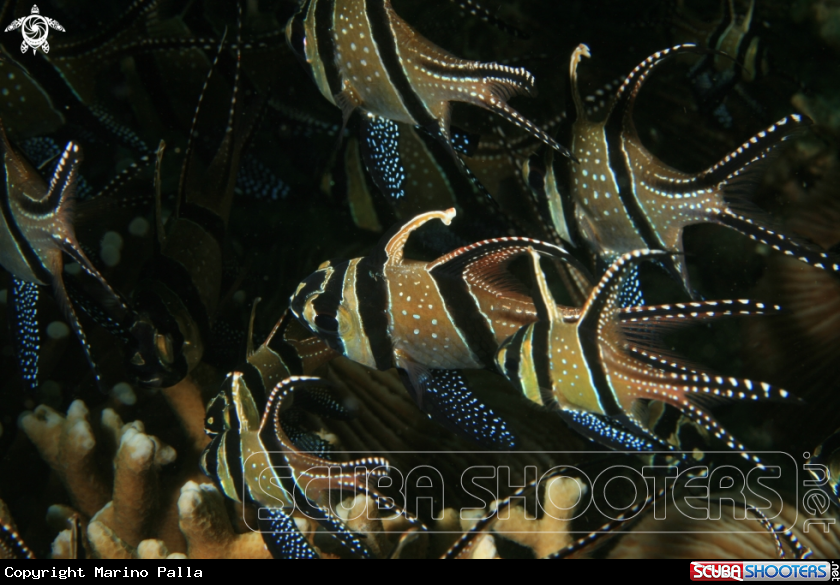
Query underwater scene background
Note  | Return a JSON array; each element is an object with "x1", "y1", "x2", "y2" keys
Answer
[{"x1": 0, "y1": 0, "x2": 838, "y2": 559}]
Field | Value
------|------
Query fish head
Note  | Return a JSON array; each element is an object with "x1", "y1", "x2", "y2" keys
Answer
[
  {"x1": 125, "y1": 312, "x2": 188, "y2": 389},
  {"x1": 289, "y1": 260, "x2": 359, "y2": 357},
  {"x1": 205, "y1": 378, "x2": 234, "y2": 438}
]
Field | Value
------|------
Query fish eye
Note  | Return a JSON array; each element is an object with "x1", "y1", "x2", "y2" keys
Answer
[{"x1": 314, "y1": 313, "x2": 339, "y2": 333}]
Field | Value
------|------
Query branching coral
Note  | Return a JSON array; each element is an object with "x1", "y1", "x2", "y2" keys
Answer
[
  {"x1": 18, "y1": 400, "x2": 186, "y2": 556},
  {"x1": 85, "y1": 481, "x2": 272, "y2": 560}
]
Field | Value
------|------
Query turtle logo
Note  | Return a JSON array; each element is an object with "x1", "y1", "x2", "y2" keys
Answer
[{"x1": 4, "y1": 5, "x2": 64, "y2": 54}]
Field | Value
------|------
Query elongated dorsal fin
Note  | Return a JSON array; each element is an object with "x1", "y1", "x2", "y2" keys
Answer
[
  {"x1": 606, "y1": 44, "x2": 701, "y2": 135},
  {"x1": 569, "y1": 44, "x2": 592, "y2": 123},
  {"x1": 380, "y1": 208, "x2": 456, "y2": 266},
  {"x1": 428, "y1": 236, "x2": 591, "y2": 301}
]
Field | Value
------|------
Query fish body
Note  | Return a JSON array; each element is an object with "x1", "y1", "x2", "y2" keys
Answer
[
  {"x1": 0, "y1": 122, "x2": 127, "y2": 389},
  {"x1": 289, "y1": 208, "x2": 582, "y2": 447},
  {"x1": 200, "y1": 372, "x2": 397, "y2": 559},
  {"x1": 497, "y1": 249, "x2": 796, "y2": 465},
  {"x1": 127, "y1": 27, "x2": 264, "y2": 388},
  {"x1": 290, "y1": 209, "x2": 588, "y2": 375},
  {"x1": 286, "y1": 0, "x2": 569, "y2": 156},
  {"x1": 290, "y1": 209, "x2": 776, "y2": 448},
  {"x1": 286, "y1": 0, "x2": 571, "y2": 206},
  {"x1": 536, "y1": 43, "x2": 836, "y2": 293},
  {"x1": 674, "y1": 0, "x2": 769, "y2": 123}
]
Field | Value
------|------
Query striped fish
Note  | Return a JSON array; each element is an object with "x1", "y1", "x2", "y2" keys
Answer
[
  {"x1": 284, "y1": 0, "x2": 573, "y2": 201},
  {"x1": 0, "y1": 121, "x2": 128, "y2": 391},
  {"x1": 289, "y1": 208, "x2": 777, "y2": 448},
  {"x1": 289, "y1": 208, "x2": 593, "y2": 447},
  {"x1": 810, "y1": 428, "x2": 840, "y2": 510},
  {"x1": 228, "y1": 300, "x2": 341, "y2": 458},
  {"x1": 496, "y1": 249, "x2": 799, "y2": 467},
  {"x1": 126, "y1": 24, "x2": 265, "y2": 388},
  {"x1": 532, "y1": 43, "x2": 838, "y2": 295},
  {"x1": 200, "y1": 373, "x2": 403, "y2": 559},
  {"x1": 675, "y1": 0, "x2": 771, "y2": 125}
]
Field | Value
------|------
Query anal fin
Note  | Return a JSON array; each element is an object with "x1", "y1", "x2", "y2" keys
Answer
[
  {"x1": 399, "y1": 364, "x2": 516, "y2": 450},
  {"x1": 257, "y1": 507, "x2": 319, "y2": 559},
  {"x1": 9, "y1": 278, "x2": 40, "y2": 393},
  {"x1": 557, "y1": 408, "x2": 673, "y2": 454},
  {"x1": 359, "y1": 114, "x2": 406, "y2": 200}
]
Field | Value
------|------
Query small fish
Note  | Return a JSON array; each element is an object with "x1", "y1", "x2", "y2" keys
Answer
[
  {"x1": 200, "y1": 373, "x2": 406, "y2": 559},
  {"x1": 672, "y1": 0, "x2": 772, "y2": 125},
  {"x1": 810, "y1": 428, "x2": 840, "y2": 510},
  {"x1": 285, "y1": 0, "x2": 573, "y2": 202},
  {"x1": 290, "y1": 209, "x2": 774, "y2": 448},
  {"x1": 237, "y1": 300, "x2": 342, "y2": 457},
  {"x1": 126, "y1": 22, "x2": 265, "y2": 388},
  {"x1": 534, "y1": 43, "x2": 837, "y2": 294},
  {"x1": 289, "y1": 208, "x2": 589, "y2": 448},
  {"x1": 496, "y1": 249, "x2": 798, "y2": 466},
  {"x1": 0, "y1": 122, "x2": 127, "y2": 390}
]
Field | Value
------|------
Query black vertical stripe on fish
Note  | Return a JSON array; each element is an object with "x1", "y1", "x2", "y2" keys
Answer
[
  {"x1": 221, "y1": 425, "x2": 245, "y2": 503},
  {"x1": 430, "y1": 269, "x2": 499, "y2": 366},
  {"x1": 577, "y1": 253, "x2": 662, "y2": 418},
  {"x1": 0, "y1": 183, "x2": 52, "y2": 285},
  {"x1": 602, "y1": 60, "x2": 674, "y2": 256},
  {"x1": 355, "y1": 256, "x2": 393, "y2": 370},
  {"x1": 241, "y1": 362, "x2": 269, "y2": 407},
  {"x1": 531, "y1": 321, "x2": 553, "y2": 398},
  {"x1": 198, "y1": 435, "x2": 221, "y2": 484},
  {"x1": 364, "y1": 0, "x2": 438, "y2": 130},
  {"x1": 314, "y1": 0, "x2": 342, "y2": 97},
  {"x1": 706, "y1": 0, "x2": 735, "y2": 51},
  {"x1": 290, "y1": 268, "x2": 330, "y2": 318},
  {"x1": 312, "y1": 260, "x2": 349, "y2": 353},
  {"x1": 500, "y1": 326, "x2": 526, "y2": 384}
]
